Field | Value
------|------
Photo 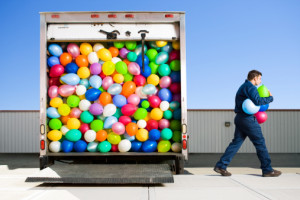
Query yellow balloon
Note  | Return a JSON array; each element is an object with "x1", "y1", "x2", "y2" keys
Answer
[
  {"x1": 102, "y1": 61, "x2": 115, "y2": 75},
  {"x1": 50, "y1": 97, "x2": 63, "y2": 108},
  {"x1": 77, "y1": 67, "x2": 90, "y2": 79},
  {"x1": 80, "y1": 43, "x2": 93, "y2": 56},
  {"x1": 78, "y1": 94, "x2": 86, "y2": 100},
  {"x1": 97, "y1": 48, "x2": 112, "y2": 62},
  {"x1": 144, "y1": 112, "x2": 151, "y2": 121},
  {"x1": 147, "y1": 74, "x2": 160, "y2": 86},
  {"x1": 113, "y1": 74, "x2": 124, "y2": 84},
  {"x1": 107, "y1": 132, "x2": 121, "y2": 145},
  {"x1": 172, "y1": 41, "x2": 180, "y2": 50},
  {"x1": 58, "y1": 104, "x2": 71, "y2": 116},
  {"x1": 47, "y1": 130, "x2": 62, "y2": 141},
  {"x1": 136, "y1": 128, "x2": 148, "y2": 142},
  {"x1": 156, "y1": 41, "x2": 168, "y2": 47},
  {"x1": 150, "y1": 108, "x2": 163, "y2": 120},
  {"x1": 67, "y1": 118, "x2": 81, "y2": 129}
]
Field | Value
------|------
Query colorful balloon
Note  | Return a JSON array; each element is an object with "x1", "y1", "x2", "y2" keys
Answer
[
  {"x1": 89, "y1": 103, "x2": 104, "y2": 115},
  {"x1": 89, "y1": 75, "x2": 102, "y2": 89},
  {"x1": 128, "y1": 62, "x2": 140, "y2": 75},
  {"x1": 108, "y1": 83, "x2": 122, "y2": 95},
  {"x1": 112, "y1": 122, "x2": 125, "y2": 135},
  {"x1": 60, "y1": 73, "x2": 80, "y2": 85},
  {"x1": 49, "y1": 64, "x2": 64, "y2": 77},
  {"x1": 242, "y1": 99, "x2": 260, "y2": 115},
  {"x1": 48, "y1": 44, "x2": 63, "y2": 57},
  {"x1": 67, "y1": 43, "x2": 80, "y2": 58},
  {"x1": 104, "y1": 116, "x2": 118, "y2": 129},
  {"x1": 255, "y1": 111, "x2": 268, "y2": 124}
]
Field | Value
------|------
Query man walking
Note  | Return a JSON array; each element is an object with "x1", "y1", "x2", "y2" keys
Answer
[{"x1": 214, "y1": 70, "x2": 281, "y2": 177}]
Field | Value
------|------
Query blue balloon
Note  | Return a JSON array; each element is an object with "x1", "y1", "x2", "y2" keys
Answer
[
  {"x1": 60, "y1": 73, "x2": 80, "y2": 85},
  {"x1": 140, "y1": 65, "x2": 151, "y2": 78},
  {"x1": 131, "y1": 140, "x2": 142, "y2": 152},
  {"x1": 259, "y1": 104, "x2": 269, "y2": 112},
  {"x1": 74, "y1": 140, "x2": 87, "y2": 152},
  {"x1": 113, "y1": 95, "x2": 127, "y2": 108},
  {"x1": 85, "y1": 88, "x2": 101, "y2": 101},
  {"x1": 107, "y1": 83, "x2": 122, "y2": 95},
  {"x1": 87, "y1": 142, "x2": 99, "y2": 152},
  {"x1": 47, "y1": 56, "x2": 60, "y2": 67},
  {"x1": 142, "y1": 140, "x2": 157, "y2": 152},
  {"x1": 61, "y1": 140, "x2": 74, "y2": 153},
  {"x1": 65, "y1": 63, "x2": 79, "y2": 73},
  {"x1": 80, "y1": 79, "x2": 90, "y2": 89},
  {"x1": 158, "y1": 88, "x2": 173, "y2": 102},
  {"x1": 242, "y1": 99, "x2": 260, "y2": 115},
  {"x1": 170, "y1": 71, "x2": 181, "y2": 83},
  {"x1": 136, "y1": 54, "x2": 150, "y2": 67},
  {"x1": 47, "y1": 107, "x2": 61, "y2": 118},
  {"x1": 103, "y1": 116, "x2": 118, "y2": 129},
  {"x1": 149, "y1": 129, "x2": 161, "y2": 141},
  {"x1": 155, "y1": 52, "x2": 169, "y2": 65},
  {"x1": 173, "y1": 109, "x2": 181, "y2": 120},
  {"x1": 161, "y1": 42, "x2": 173, "y2": 53},
  {"x1": 89, "y1": 75, "x2": 102, "y2": 89},
  {"x1": 48, "y1": 44, "x2": 63, "y2": 57}
]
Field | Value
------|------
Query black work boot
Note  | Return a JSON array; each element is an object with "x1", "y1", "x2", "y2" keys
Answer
[
  {"x1": 262, "y1": 169, "x2": 282, "y2": 177},
  {"x1": 214, "y1": 167, "x2": 232, "y2": 176}
]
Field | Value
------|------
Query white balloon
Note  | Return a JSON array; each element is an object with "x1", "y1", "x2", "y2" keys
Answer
[
  {"x1": 60, "y1": 125, "x2": 69, "y2": 135},
  {"x1": 49, "y1": 141, "x2": 61, "y2": 153},
  {"x1": 171, "y1": 142, "x2": 182, "y2": 153},
  {"x1": 79, "y1": 99, "x2": 91, "y2": 111},
  {"x1": 84, "y1": 130, "x2": 96, "y2": 142},
  {"x1": 135, "y1": 86, "x2": 147, "y2": 99},
  {"x1": 93, "y1": 43, "x2": 104, "y2": 52},
  {"x1": 103, "y1": 104, "x2": 117, "y2": 117},
  {"x1": 137, "y1": 120, "x2": 147, "y2": 129},
  {"x1": 76, "y1": 85, "x2": 87, "y2": 96},
  {"x1": 118, "y1": 139, "x2": 132, "y2": 152},
  {"x1": 160, "y1": 101, "x2": 170, "y2": 111},
  {"x1": 88, "y1": 52, "x2": 99, "y2": 64},
  {"x1": 111, "y1": 57, "x2": 122, "y2": 64}
]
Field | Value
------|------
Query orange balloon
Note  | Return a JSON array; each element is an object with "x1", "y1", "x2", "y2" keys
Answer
[
  {"x1": 121, "y1": 81, "x2": 136, "y2": 97},
  {"x1": 60, "y1": 115, "x2": 71, "y2": 125},
  {"x1": 126, "y1": 122, "x2": 138, "y2": 136},
  {"x1": 96, "y1": 130, "x2": 108, "y2": 142},
  {"x1": 99, "y1": 92, "x2": 112, "y2": 106},
  {"x1": 60, "y1": 53, "x2": 72, "y2": 66},
  {"x1": 108, "y1": 47, "x2": 119, "y2": 57},
  {"x1": 75, "y1": 55, "x2": 89, "y2": 67},
  {"x1": 123, "y1": 59, "x2": 131, "y2": 66}
]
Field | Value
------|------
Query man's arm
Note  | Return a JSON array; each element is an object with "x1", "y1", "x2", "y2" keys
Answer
[{"x1": 248, "y1": 86, "x2": 273, "y2": 106}]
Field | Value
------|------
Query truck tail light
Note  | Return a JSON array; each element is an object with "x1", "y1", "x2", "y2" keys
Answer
[
  {"x1": 182, "y1": 139, "x2": 187, "y2": 150},
  {"x1": 91, "y1": 14, "x2": 99, "y2": 18},
  {"x1": 165, "y1": 14, "x2": 174, "y2": 18},
  {"x1": 51, "y1": 14, "x2": 60, "y2": 19},
  {"x1": 125, "y1": 14, "x2": 134, "y2": 18},
  {"x1": 108, "y1": 14, "x2": 117, "y2": 18},
  {"x1": 41, "y1": 140, "x2": 45, "y2": 150}
]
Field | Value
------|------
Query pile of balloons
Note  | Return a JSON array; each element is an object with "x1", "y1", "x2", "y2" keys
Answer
[
  {"x1": 242, "y1": 85, "x2": 270, "y2": 124},
  {"x1": 46, "y1": 41, "x2": 182, "y2": 153}
]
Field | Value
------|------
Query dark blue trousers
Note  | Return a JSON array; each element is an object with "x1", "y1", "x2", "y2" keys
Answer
[{"x1": 215, "y1": 114, "x2": 273, "y2": 174}]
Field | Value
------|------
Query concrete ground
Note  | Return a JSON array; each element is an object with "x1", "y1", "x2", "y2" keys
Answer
[{"x1": 1, "y1": 153, "x2": 299, "y2": 200}]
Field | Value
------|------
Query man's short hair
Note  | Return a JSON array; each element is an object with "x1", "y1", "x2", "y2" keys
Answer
[{"x1": 247, "y1": 70, "x2": 262, "y2": 80}]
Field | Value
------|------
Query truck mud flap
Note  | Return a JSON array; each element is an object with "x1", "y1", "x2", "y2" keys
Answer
[{"x1": 26, "y1": 163, "x2": 173, "y2": 184}]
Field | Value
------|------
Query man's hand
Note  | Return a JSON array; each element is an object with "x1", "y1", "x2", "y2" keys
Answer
[{"x1": 268, "y1": 90, "x2": 272, "y2": 96}]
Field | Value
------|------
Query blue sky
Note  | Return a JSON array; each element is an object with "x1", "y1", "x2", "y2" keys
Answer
[{"x1": 0, "y1": 0, "x2": 299, "y2": 110}]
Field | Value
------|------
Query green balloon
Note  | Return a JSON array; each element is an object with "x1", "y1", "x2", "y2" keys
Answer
[
  {"x1": 80, "y1": 111, "x2": 94, "y2": 124},
  {"x1": 146, "y1": 49, "x2": 158, "y2": 62},
  {"x1": 113, "y1": 108, "x2": 122, "y2": 118},
  {"x1": 149, "y1": 62, "x2": 159, "y2": 74},
  {"x1": 170, "y1": 101, "x2": 180, "y2": 110},
  {"x1": 115, "y1": 61, "x2": 128, "y2": 75},
  {"x1": 172, "y1": 131, "x2": 181, "y2": 142},
  {"x1": 49, "y1": 118, "x2": 62, "y2": 130},
  {"x1": 125, "y1": 41, "x2": 137, "y2": 50},
  {"x1": 99, "y1": 87, "x2": 106, "y2": 93},
  {"x1": 170, "y1": 60, "x2": 181, "y2": 71},
  {"x1": 65, "y1": 129, "x2": 82, "y2": 142},
  {"x1": 127, "y1": 52, "x2": 137, "y2": 62},
  {"x1": 170, "y1": 120, "x2": 181, "y2": 131},
  {"x1": 67, "y1": 95, "x2": 80, "y2": 108},
  {"x1": 257, "y1": 85, "x2": 269, "y2": 97},
  {"x1": 90, "y1": 120, "x2": 104, "y2": 132},
  {"x1": 141, "y1": 100, "x2": 150, "y2": 109},
  {"x1": 158, "y1": 64, "x2": 171, "y2": 76},
  {"x1": 107, "y1": 133, "x2": 121, "y2": 145},
  {"x1": 124, "y1": 73, "x2": 133, "y2": 82},
  {"x1": 134, "y1": 108, "x2": 148, "y2": 120},
  {"x1": 114, "y1": 41, "x2": 125, "y2": 49},
  {"x1": 163, "y1": 110, "x2": 173, "y2": 120},
  {"x1": 158, "y1": 140, "x2": 171, "y2": 152},
  {"x1": 98, "y1": 141, "x2": 112, "y2": 152},
  {"x1": 161, "y1": 128, "x2": 173, "y2": 140}
]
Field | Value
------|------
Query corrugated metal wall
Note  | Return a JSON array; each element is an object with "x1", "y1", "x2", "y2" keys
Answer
[
  {"x1": 188, "y1": 110, "x2": 300, "y2": 153},
  {"x1": 0, "y1": 111, "x2": 39, "y2": 153},
  {"x1": 0, "y1": 110, "x2": 299, "y2": 153}
]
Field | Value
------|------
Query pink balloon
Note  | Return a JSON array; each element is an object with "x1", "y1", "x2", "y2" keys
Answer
[
  {"x1": 48, "y1": 85, "x2": 58, "y2": 98},
  {"x1": 159, "y1": 76, "x2": 172, "y2": 88},
  {"x1": 102, "y1": 76, "x2": 113, "y2": 90},
  {"x1": 112, "y1": 122, "x2": 125, "y2": 135},
  {"x1": 127, "y1": 94, "x2": 140, "y2": 106},
  {"x1": 70, "y1": 108, "x2": 82, "y2": 118},
  {"x1": 169, "y1": 83, "x2": 181, "y2": 93},
  {"x1": 67, "y1": 43, "x2": 80, "y2": 58},
  {"x1": 58, "y1": 85, "x2": 76, "y2": 97},
  {"x1": 119, "y1": 116, "x2": 132, "y2": 126},
  {"x1": 79, "y1": 123, "x2": 90, "y2": 134},
  {"x1": 255, "y1": 111, "x2": 268, "y2": 124},
  {"x1": 121, "y1": 104, "x2": 138, "y2": 116},
  {"x1": 128, "y1": 62, "x2": 140, "y2": 75},
  {"x1": 49, "y1": 64, "x2": 64, "y2": 77},
  {"x1": 90, "y1": 63, "x2": 102, "y2": 75},
  {"x1": 159, "y1": 119, "x2": 170, "y2": 129},
  {"x1": 148, "y1": 96, "x2": 161, "y2": 108},
  {"x1": 119, "y1": 47, "x2": 130, "y2": 59},
  {"x1": 169, "y1": 50, "x2": 180, "y2": 62},
  {"x1": 134, "y1": 75, "x2": 146, "y2": 86}
]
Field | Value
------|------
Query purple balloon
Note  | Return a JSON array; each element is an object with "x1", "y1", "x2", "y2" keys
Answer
[
  {"x1": 67, "y1": 43, "x2": 80, "y2": 58},
  {"x1": 89, "y1": 103, "x2": 104, "y2": 115},
  {"x1": 90, "y1": 63, "x2": 102, "y2": 75},
  {"x1": 119, "y1": 47, "x2": 130, "y2": 59}
]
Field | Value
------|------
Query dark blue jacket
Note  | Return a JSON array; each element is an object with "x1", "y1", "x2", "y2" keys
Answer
[{"x1": 234, "y1": 80, "x2": 273, "y2": 115}]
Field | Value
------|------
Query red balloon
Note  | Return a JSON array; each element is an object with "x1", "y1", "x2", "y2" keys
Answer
[
  {"x1": 121, "y1": 104, "x2": 138, "y2": 116},
  {"x1": 148, "y1": 96, "x2": 161, "y2": 108},
  {"x1": 79, "y1": 123, "x2": 90, "y2": 134},
  {"x1": 49, "y1": 64, "x2": 64, "y2": 77},
  {"x1": 169, "y1": 83, "x2": 181, "y2": 93},
  {"x1": 111, "y1": 144, "x2": 119, "y2": 152},
  {"x1": 169, "y1": 50, "x2": 180, "y2": 62},
  {"x1": 254, "y1": 111, "x2": 268, "y2": 124},
  {"x1": 99, "y1": 71, "x2": 106, "y2": 79},
  {"x1": 119, "y1": 116, "x2": 132, "y2": 126},
  {"x1": 146, "y1": 119, "x2": 159, "y2": 131},
  {"x1": 49, "y1": 77, "x2": 61, "y2": 87},
  {"x1": 134, "y1": 75, "x2": 146, "y2": 86}
]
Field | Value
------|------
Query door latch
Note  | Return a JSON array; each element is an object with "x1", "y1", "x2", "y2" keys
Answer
[{"x1": 99, "y1": 30, "x2": 120, "y2": 39}]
